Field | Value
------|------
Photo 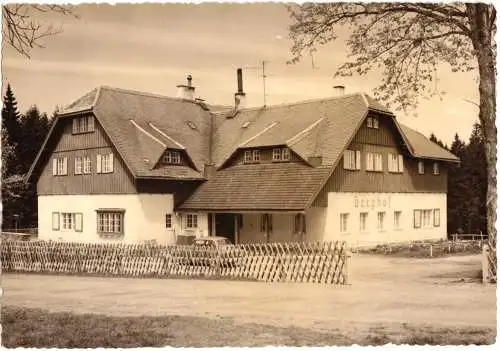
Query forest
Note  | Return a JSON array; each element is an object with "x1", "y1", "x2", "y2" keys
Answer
[{"x1": 1, "y1": 84, "x2": 487, "y2": 236}]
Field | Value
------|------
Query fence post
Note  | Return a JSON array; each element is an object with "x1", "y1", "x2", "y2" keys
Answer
[
  {"x1": 482, "y1": 244, "x2": 490, "y2": 284},
  {"x1": 429, "y1": 245, "x2": 433, "y2": 258}
]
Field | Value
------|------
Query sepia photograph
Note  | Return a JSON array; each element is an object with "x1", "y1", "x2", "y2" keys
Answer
[{"x1": 0, "y1": 1, "x2": 497, "y2": 347}]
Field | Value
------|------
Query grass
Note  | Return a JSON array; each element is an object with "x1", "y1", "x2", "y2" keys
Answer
[{"x1": 1, "y1": 306, "x2": 496, "y2": 347}]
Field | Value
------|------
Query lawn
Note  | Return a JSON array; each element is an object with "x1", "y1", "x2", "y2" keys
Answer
[{"x1": 1, "y1": 306, "x2": 495, "y2": 347}]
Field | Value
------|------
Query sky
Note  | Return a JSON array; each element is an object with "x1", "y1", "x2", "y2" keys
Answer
[{"x1": 1, "y1": 3, "x2": 480, "y2": 144}]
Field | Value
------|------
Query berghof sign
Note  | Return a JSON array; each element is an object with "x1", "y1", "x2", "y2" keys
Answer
[{"x1": 354, "y1": 195, "x2": 391, "y2": 210}]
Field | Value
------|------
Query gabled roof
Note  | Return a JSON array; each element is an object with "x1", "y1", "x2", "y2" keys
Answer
[
  {"x1": 179, "y1": 163, "x2": 332, "y2": 211},
  {"x1": 399, "y1": 124, "x2": 459, "y2": 162}
]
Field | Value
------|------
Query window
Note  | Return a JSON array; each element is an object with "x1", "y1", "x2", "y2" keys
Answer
[
  {"x1": 414, "y1": 210, "x2": 422, "y2": 228},
  {"x1": 163, "y1": 150, "x2": 181, "y2": 165},
  {"x1": 260, "y1": 214, "x2": 273, "y2": 233},
  {"x1": 433, "y1": 162, "x2": 440, "y2": 175},
  {"x1": 74, "y1": 157, "x2": 83, "y2": 175},
  {"x1": 418, "y1": 161, "x2": 425, "y2": 174},
  {"x1": 273, "y1": 148, "x2": 291, "y2": 162},
  {"x1": 72, "y1": 116, "x2": 95, "y2": 134},
  {"x1": 367, "y1": 116, "x2": 379, "y2": 129},
  {"x1": 97, "y1": 153, "x2": 114, "y2": 174},
  {"x1": 61, "y1": 213, "x2": 82, "y2": 232},
  {"x1": 340, "y1": 213, "x2": 349, "y2": 233},
  {"x1": 377, "y1": 212, "x2": 385, "y2": 231},
  {"x1": 433, "y1": 209, "x2": 440, "y2": 227},
  {"x1": 252, "y1": 150, "x2": 260, "y2": 162},
  {"x1": 343, "y1": 150, "x2": 361, "y2": 170},
  {"x1": 185, "y1": 213, "x2": 198, "y2": 229},
  {"x1": 165, "y1": 214, "x2": 172, "y2": 229},
  {"x1": 388, "y1": 154, "x2": 404, "y2": 173},
  {"x1": 52, "y1": 157, "x2": 68, "y2": 176},
  {"x1": 394, "y1": 211, "x2": 402, "y2": 229},
  {"x1": 422, "y1": 209, "x2": 432, "y2": 228},
  {"x1": 366, "y1": 152, "x2": 383, "y2": 172},
  {"x1": 360, "y1": 212, "x2": 368, "y2": 232},
  {"x1": 83, "y1": 156, "x2": 91, "y2": 174},
  {"x1": 294, "y1": 214, "x2": 306, "y2": 234},
  {"x1": 97, "y1": 211, "x2": 124, "y2": 234}
]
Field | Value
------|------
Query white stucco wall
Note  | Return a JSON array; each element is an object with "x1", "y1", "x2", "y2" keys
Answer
[
  {"x1": 324, "y1": 192, "x2": 447, "y2": 247},
  {"x1": 38, "y1": 194, "x2": 209, "y2": 244}
]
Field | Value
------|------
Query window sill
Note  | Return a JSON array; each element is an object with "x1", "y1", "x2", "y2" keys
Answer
[
  {"x1": 98, "y1": 233, "x2": 124, "y2": 239},
  {"x1": 366, "y1": 169, "x2": 384, "y2": 173},
  {"x1": 344, "y1": 168, "x2": 360, "y2": 171},
  {"x1": 72, "y1": 131, "x2": 95, "y2": 135}
]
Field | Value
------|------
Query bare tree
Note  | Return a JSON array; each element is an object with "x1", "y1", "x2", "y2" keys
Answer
[
  {"x1": 288, "y1": 3, "x2": 496, "y2": 278},
  {"x1": 2, "y1": 4, "x2": 78, "y2": 58}
]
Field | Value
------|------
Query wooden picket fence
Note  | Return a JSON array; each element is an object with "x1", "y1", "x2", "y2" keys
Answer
[{"x1": 0, "y1": 240, "x2": 350, "y2": 285}]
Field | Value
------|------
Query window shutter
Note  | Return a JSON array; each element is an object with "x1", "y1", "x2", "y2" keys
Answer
[
  {"x1": 52, "y1": 212, "x2": 60, "y2": 230},
  {"x1": 52, "y1": 158, "x2": 57, "y2": 175},
  {"x1": 388, "y1": 154, "x2": 393, "y2": 172},
  {"x1": 268, "y1": 214, "x2": 273, "y2": 233},
  {"x1": 414, "y1": 210, "x2": 421, "y2": 228},
  {"x1": 366, "y1": 153, "x2": 371, "y2": 171},
  {"x1": 109, "y1": 153, "x2": 114, "y2": 172},
  {"x1": 398, "y1": 155, "x2": 404, "y2": 172},
  {"x1": 355, "y1": 151, "x2": 361, "y2": 170},
  {"x1": 343, "y1": 151, "x2": 349, "y2": 169},
  {"x1": 72, "y1": 118, "x2": 78, "y2": 133},
  {"x1": 377, "y1": 154, "x2": 383, "y2": 171},
  {"x1": 63, "y1": 157, "x2": 68, "y2": 175},
  {"x1": 88, "y1": 116, "x2": 95, "y2": 132},
  {"x1": 75, "y1": 213, "x2": 83, "y2": 232},
  {"x1": 96, "y1": 154, "x2": 102, "y2": 173}
]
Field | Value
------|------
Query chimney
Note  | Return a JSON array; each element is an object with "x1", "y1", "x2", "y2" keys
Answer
[
  {"x1": 234, "y1": 68, "x2": 246, "y2": 110},
  {"x1": 333, "y1": 85, "x2": 345, "y2": 96},
  {"x1": 177, "y1": 74, "x2": 196, "y2": 100}
]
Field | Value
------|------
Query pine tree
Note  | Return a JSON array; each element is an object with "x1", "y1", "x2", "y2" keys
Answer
[
  {"x1": 2, "y1": 84, "x2": 22, "y2": 176},
  {"x1": 18, "y1": 105, "x2": 50, "y2": 174},
  {"x1": 447, "y1": 133, "x2": 468, "y2": 235}
]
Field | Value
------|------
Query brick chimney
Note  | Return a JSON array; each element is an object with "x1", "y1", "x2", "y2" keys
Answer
[
  {"x1": 234, "y1": 68, "x2": 246, "y2": 110},
  {"x1": 177, "y1": 75, "x2": 195, "y2": 100}
]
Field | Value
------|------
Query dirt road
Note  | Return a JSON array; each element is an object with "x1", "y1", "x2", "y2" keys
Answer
[{"x1": 2, "y1": 254, "x2": 496, "y2": 334}]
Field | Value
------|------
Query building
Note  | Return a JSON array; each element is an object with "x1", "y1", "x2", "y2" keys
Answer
[{"x1": 26, "y1": 71, "x2": 459, "y2": 246}]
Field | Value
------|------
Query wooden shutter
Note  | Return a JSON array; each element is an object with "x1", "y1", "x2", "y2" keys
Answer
[
  {"x1": 387, "y1": 154, "x2": 393, "y2": 172},
  {"x1": 414, "y1": 210, "x2": 421, "y2": 228},
  {"x1": 366, "y1": 153, "x2": 373, "y2": 171},
  {"x1": 398, "y1": 155, "x2": 404, "y2": 172},
  {"x1": 62, "y1": 157, "x2": 68, "y2": 175},
  {"x1": 343, "y1": 151, "x2": 349, "y2": 169},
  {"x1": 355, "y1": 150, "x2": 361, "y2": 170},
  {"x1": 88, "y1": 116, "x2": 95, "y2": 132},
  {"x1": 52, "y1": 212, "x2": 60, "y2": 230},
  {"x1": 72, "y1": 118, "x2": 78, "y2": 134},
  {"x1": 109, "y1": 153, "x2": 114, "y2": 173},
  {"x1": 75, "y1": 213, "x2": 83, "y2": 232},
  {"x1": 96, "y1": 154, "x2": 102, "y2": 173},
  {"x1": 52, "y1": 158, "x2": 58, "y2": 175},
  {"x1": 433, "y1": 209, "x2": 440, "y2": 227}
]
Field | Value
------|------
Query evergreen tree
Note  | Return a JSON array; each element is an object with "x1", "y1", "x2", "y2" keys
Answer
[
  {"x1": 2, "y1": 84, "x2": 22, "y2": 150},
  {"x1": 18, "y1": 105, "x2": 50, "y2": 174},
  {"x1": 447, "y1": 133, "x2": 468, "y2": 235}
]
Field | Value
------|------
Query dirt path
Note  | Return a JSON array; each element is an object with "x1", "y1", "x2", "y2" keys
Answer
[{"x1": 2, "y1": 254, "x2": 496, "y2": 333}]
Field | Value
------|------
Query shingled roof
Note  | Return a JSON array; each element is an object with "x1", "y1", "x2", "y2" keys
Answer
[{"x1": 179, "y1": 163, "x2": 332, "y2": 211}]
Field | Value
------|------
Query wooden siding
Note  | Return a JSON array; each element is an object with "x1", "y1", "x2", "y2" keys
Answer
[
  {"x1": 312, "y1": 115, "x2": 448, "y2": 207},
  {"x1": 37, "y1": 115, "x2": 136, "y2": 195},
  {"x1": 54, "y1": 114, "x2": 109, "y2": 152},
  {"x1": 37, "y1": 146, "x2": 136, "y2": 195}
]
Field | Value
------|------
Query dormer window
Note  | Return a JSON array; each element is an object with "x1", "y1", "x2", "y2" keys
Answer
[
  {"x1": 272, "y1": 148, "x2": 291, "y2": 162},
  {"x1": 367, "y1": 116, "x2": 379, "y2": 129},
  {"x1": 163, "y1": 150, "x2": 181, "y2": 165},
  {"x1": 72, "y1": 116, "x2": 95, "y2": 134}
]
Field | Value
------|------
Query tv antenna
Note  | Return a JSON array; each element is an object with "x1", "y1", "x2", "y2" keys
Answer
[{"x1": 243, "y1": 60, "x2": 268, "y2": 107}]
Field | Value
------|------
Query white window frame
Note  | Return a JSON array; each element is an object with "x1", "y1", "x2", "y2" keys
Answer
[
  {"x1": 272, "y1": 148, "x2": 282, "y2": 161},
  {"x1": 340, "y1": 213, "x2": 349, "y2": 233},
  {"x1": 74, "y1": 156, "x2": 83, "y2": 175},
  {"x1": 433, "y1": 209, "x2": 440, "y2": 227},
  {"x1": 53, "y1": 157, "x2": 68, "y2": 176},
  {"x1": 97, "y1": 153, "x2": 114, "y2": 174},
  {"x1": 281, "y1": 148, "x2": 290, "y2": 161},
  {"x1": 359, "y1": 212, "x2": 368, "y2": 232},
  {"x1": 61, "y1": 213, "x2": 75, "y2": 231},
  {"x1": 244, "y1": 150, "x2": 253, "y2": 163},
  {"x1": 377, "y1": 212, "x2": 385, "y2": 231},
  {"x1": 367, "y1": 116, "x2": 379, "y2": 129},
  {"x1": 366, "y1": 152, "x2": 383, "y2": 172},
  {"x1": 422, "y1": 209, "x2": 432, "y2": 228},
  {"x1": 163, "y1": 150, "x2": 181, "y2": 165},
  {"x1": 418, "y1": 161, "x2": 425, "y2": 174},
  {"x1": 394, "y1": 211, "x2": 402, "y2": 229},
  {"x1": 388, "y1": 154, "x2": 404, "y2": 173},
  {"x1": 72, "y1": 116, "x2": 95, "y2": 134},
  {"x1": 414, "y1": 210, "x2": 422, "y2": 228},
  {"x1": 343, "y1": 150, "x2": 361, "y2": 170},
  {"x1": 252, "y1": 150, "x2": 260, "y2": 162},
  {"x1": 433, "y1": 162, "x2": 440, "y2": 175},
  {"x1": 185, "y1": 213, "x2": 198, "y2": 229},
  {"x1": 83, "y1": 156, "x2": 91, "y2": 174},
  {"x1": 97, "y1": 210, "x2": 124, "y2": 235}
]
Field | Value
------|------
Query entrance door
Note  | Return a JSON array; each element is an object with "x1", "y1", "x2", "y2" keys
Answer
[{"x1": 215, "y1": 213, "x2": 235, "y2": 243}]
